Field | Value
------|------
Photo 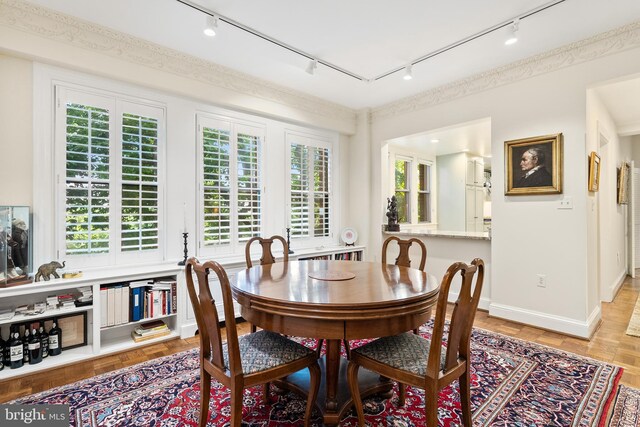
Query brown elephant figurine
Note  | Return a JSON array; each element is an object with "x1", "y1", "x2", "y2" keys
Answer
[{"x1": 35, "y1": 261, "x2": 66, "y2": 282}]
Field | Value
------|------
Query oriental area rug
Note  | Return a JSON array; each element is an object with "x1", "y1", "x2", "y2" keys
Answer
[
  {"x1": 625, "y1": 295, "x2": 640, "y2": 337},
  {"x1": 10, "y1": 327, "x2": 623, "y2": 426}
]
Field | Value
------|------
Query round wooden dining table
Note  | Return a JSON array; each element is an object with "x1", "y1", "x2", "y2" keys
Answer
[{"x1": 232, "y1": 260, "x2": 439, "y2": 426}]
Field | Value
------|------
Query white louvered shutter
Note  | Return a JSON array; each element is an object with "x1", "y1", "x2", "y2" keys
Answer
[
  {"x1": 64, "y1": 102, "x2": 111, "y2": 255},
  {"x1": 236, "y1": 129, "x2": 262, "y2": 241},
  {"x1": 201, "y1": 124, "x2": 232, "y2": 246},
  {"x1": 120, "y1": 112, "x2": 160, "y2": 252},
  {"x1": 313, "y1": 146, "x2": 330, "y2": 237},
  {"x1": 290, "y1": 143, "x2": 310, "y2": 237}
]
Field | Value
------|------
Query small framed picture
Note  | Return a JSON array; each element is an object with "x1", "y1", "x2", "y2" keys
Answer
[
  {"x1": 505, "y1": 133, "x2": 563, "y2": 195},
  {"x1": 588, "y1": 152, "x2": 601, "y2": 192},
  {"x1": 56, "y1": 312, "x2": 88, "y2": 350},
  {"x1": 618, "y1": 162, "x2": 630, "y2": 204}
]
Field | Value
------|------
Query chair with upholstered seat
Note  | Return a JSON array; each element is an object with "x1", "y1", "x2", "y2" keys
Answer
[
  {"x1": 185, "y1": 257, "x2": 320, "y2": 427},
  {"x1": 245, "y1": 235, "x2": 289, "y2": 332},
  {"x1": 347, "y1": 258, "x2": 485, "y2": 427}
]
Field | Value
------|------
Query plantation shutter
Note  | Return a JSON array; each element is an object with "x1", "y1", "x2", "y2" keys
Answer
[
  {"x1": 121, "y1": 111, "x2": 160, "y2": 252},
  {"x1": 313, "y1": 146, "x2": 330, "y2": 237},
  {"x1": 236, "y1": 126, "x2": 262, "y2": 241},
  {"x1": 64, "y1": 100, "x2": 112, "y2": 255},
  {"x1": 290, "y1": 143, "x2": 310, "y2": 237},
  {"x1": 201, "y1": 121, "x2": 232, "y2": 246},
  {"x1": 289, "y1": 136, "x2": 332, "y2": 239}
]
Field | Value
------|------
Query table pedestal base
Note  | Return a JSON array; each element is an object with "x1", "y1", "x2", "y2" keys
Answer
[{"x1": 275, "y1": 356, "x2": 394, "y2": 426}]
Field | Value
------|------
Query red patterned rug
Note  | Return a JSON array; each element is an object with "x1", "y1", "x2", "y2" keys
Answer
[
  {"x1": 11, "y1": 326, "x2": 622, "y2": 426},
  {"x1": 608, "y1": 385, "x2": 640, "y2": 426}
]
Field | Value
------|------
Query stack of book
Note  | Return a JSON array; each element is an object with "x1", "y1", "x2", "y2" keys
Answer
[
  {"x1": 75, "y1": 286, "x2": 93, "y2": 307},
  {"x1": 131, "y1": 320, "x2": 170, "y2": 342},
  {"x1": 46, "y1": 295, "x2": 58, "y2": 311},
  {"x1": 58, "y1": 293, "x2": 76, "y2": 309}
]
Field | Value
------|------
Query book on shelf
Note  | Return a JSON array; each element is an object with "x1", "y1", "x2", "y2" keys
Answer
[{"x1": 131, "y1": 328, "x2": 170, "y2": 342}]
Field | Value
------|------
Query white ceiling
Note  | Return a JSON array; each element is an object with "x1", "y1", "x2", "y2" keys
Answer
[
  {"x1": 595, "y1": 78, "x2": 640, "y2": 136},
  {"x1": 26, "y1": 0, "x2": 640, "y2": 109},
  {"x1": 388, "y1": 118, "x2": 493, "y2": 169}
]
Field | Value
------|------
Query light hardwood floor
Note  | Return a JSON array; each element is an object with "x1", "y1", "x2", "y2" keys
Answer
[{"x1": 1, "y1": 276, "x2": 640, "y2": 402}]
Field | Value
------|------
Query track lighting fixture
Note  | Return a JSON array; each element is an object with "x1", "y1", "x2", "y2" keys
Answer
[
  {"x1": 505, "y1": 18, "x2": 520, "y2": 45},
  {"x1": 306, "y1": 59, "x2": 318, "y2": 75},
  {"x1": 403, "y1": 64, "x2": 413, "y2": 81},
  {"x1": 204, "y1": 15, "x2": 218, "y2": 37}
]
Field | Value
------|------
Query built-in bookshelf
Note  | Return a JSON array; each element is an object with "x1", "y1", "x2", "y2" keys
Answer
[{"x1": 0, "y1": 245, "x2": 366, "y2": 379}]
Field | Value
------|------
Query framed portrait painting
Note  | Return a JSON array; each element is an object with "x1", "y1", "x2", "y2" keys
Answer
[
  {"x1": 505, "y1": 133, "x2": 563, "y2": 195},
  {"x1": 618, "y1": 162, "x2": 630, "y2": 204},
  {"x1": 588, "y1": 152, "x2": 601, "y2": 192}
]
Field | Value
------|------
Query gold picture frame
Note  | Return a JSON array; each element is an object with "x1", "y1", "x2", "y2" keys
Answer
[
  {"x1": 618, "y1": 162, "x2": 630, "y2": 204},
  {"x1": 588, "y1": 152, "x2": 600, "y2": 192},
  {"x1": 505, "y1": 133, "x2": 563, "y2": 195}
]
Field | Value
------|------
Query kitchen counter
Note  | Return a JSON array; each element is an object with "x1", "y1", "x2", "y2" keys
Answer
[{"x1": 385, "y1": 229, "x2": 490, "y2": 241}]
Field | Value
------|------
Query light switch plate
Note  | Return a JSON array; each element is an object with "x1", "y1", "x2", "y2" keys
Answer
[{"x1": 558, "y1": 197, "x2": 573, "y2": 209}]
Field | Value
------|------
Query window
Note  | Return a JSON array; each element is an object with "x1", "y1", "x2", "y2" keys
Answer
[
  {"x1": 394, "y1": 159, "x2": 411, "y2": 223},
  {"x1": 288, "y1": 134, "x2": 332, "y2": 240},
  {"x1": 56, "y1": 86, "x2": 165, "y2": 266},
  {"x1": 417, "y1": 162, "x2": 431, "y2": 222},
  {"x1": 198, "y1": 115, "x2": 263, "y2": 255}
]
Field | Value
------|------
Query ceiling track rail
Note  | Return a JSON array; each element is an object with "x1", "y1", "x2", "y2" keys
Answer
[
  {"x1": 176, "y1": 0, "x2": 367, "y2": 82},
  {"x1": 176, "y1": 0, "x2": 567, "y2": 83}
]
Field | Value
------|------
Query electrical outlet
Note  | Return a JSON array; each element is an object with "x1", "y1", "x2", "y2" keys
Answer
[
  {"x1": 558, "y1": 197, "x2": 573, "y2": 209},
  {"x1": 537, "y1": 274, "x2": 546, "y2": 288}
]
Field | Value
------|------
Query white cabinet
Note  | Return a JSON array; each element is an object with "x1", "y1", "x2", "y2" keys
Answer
[
  {"x1": 437, "y1": 153, "x2": 485, "y2": 232},
  {"x1": 465, "y1": 186, "x2": 485, "y2": 232}
]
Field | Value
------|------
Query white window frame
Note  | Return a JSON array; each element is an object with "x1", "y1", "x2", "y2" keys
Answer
[
  {"x1": 285, "y1": 131, "x2": 335, "y2": 247},
  {"x1": 417, "y1": 160, "x2": 433, "y2": 223},
  {"x1": 53, "y1": 84, "x2": 166, "y2": 268},
  {"x1": 196, "y1": 113, "x2": 265, "y2": 257},
  {"x1": 394, "y1": 155, "x2": 412, "y2": 224}
]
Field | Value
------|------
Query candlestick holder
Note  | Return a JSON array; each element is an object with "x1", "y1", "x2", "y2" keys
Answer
[
  {"x1": 177, "y1": 232, "x2": 189, "y2": 266},
  {"x1": 286, "y1": 227, "x2": 294, "y2": 254}
]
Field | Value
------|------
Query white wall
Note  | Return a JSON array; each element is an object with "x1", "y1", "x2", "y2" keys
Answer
[
  {"x1": 0, "y1": 55, "x2": 32, "y2": 206},
  {"x1": 365, "y1": 44, "x2": 640, "y2": 338},
  {"x1": 586, "y1": 91, "x2": 629, "y2": 303}
]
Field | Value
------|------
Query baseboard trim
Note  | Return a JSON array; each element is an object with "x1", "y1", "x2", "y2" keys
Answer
[
  {"x1": 603, "y1": 270, "x2": 628, "y2": 303},
  {"x1": 488, "y1": 302, "x2": 600, "y2": 339},
  {"x1": 449, "y1": 291, "x2": 490, "y2": 311}
]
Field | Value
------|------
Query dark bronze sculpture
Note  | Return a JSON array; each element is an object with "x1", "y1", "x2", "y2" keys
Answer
[
  {"x1": 35, "y1": 260, "x2": 66, "y2": 282},
  {"x1": 386, "y1": 196, "x2": 400, "y2": 232}
]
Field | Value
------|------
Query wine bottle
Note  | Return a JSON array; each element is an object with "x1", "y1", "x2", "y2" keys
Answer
[
  {"x1": 39, "y1": 323, "x2": 49, "y2": 359},
  {"x1": 28, "y1": 328, "x2": 42, "y2": 364},
  {"x1": 48, "y1": 321, "x2": 62, "y2": 356},
  {"x1": 3, "y1": 331, "x2": 9, "y2": 367},
  {"x1": 9, "y1": 327, "x2": 23, "y2": 369},
  {"x1": 22, "y1": 327, "x2": 30, "y2": 364},
  {"x1": 0, "y1": 333, "x2": 5, "y2": 371}
]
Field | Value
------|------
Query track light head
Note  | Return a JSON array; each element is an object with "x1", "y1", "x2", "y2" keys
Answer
[
  {"x1": 403, "y1": 64, "x2": 413, "y2": 81},
  {"x1": 306, "y1": 59, "x2": 318, "y2": 75},
  {"x1": 505, "y1": 18, "x2": 520, "y2": 45},
  {"x1": 204, "y1": 15, "x2": 218, "y2": 37}
]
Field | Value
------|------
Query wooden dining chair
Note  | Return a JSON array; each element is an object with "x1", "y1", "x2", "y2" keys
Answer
[
  {"x1": 245, "y1": 235, "x2": 289, "y2": 332},
  {"x1": 347, "y1": 258, "x2": 485, "y2": 427},
  {"x1": 383, "y1": 235, "x2": 428, "y2": 333},
  {"x1": 382, "y1": 235, "x2": 427, "y2": 270},
  {"x1": 185, "y1": 257, "x2": 320, "y2": 427},
  {"x1": 245, "y1": 235, "x2": 289, "y2": 268}
]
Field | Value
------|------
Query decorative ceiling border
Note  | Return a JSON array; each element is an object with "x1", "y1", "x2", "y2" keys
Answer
[
  {"x1": 372, "y1": 20, "x2": 640, "y2": 121},
  {"x1": 0, "y1": 0, "x2": 356, "y2": 123}
]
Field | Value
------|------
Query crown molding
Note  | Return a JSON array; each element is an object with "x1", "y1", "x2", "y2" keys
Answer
[
  {"x1": 0, "y1": 0, "x2": 356, "y2": 124},
  {"x1": 372, "y1": 20, "x2": 640, "y2": 121}
]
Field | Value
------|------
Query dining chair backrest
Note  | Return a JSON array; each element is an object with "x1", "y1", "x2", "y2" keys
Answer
[
  {"x1": 245, "y1": 235, "x2": 289, "y2": 268},
  {"x1": 185, "y1": 257, "x2": 241, "y2": 374},
  {"x1": 429, "y1": 258, "x2": 484, "y2": 377},
  {"x1": 382, "y1": 236, "x2": 427, "y2": 271}
]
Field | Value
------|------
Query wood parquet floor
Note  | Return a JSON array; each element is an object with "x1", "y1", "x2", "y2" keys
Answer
[{"x1": 2, "y1": 276, "x2": 640, "y2": 402}]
